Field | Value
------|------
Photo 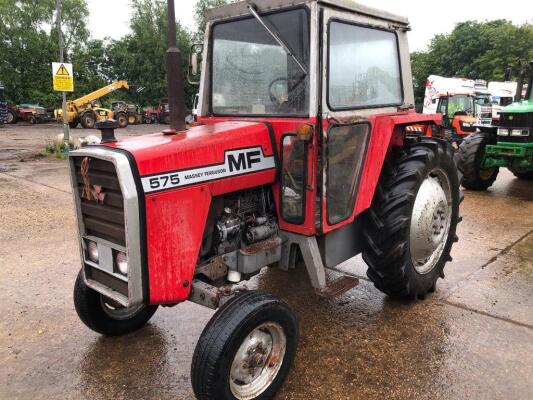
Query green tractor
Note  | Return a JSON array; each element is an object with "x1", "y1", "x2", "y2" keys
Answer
[{"x1": 458, "y1": 62, "x2": 533, "y2": 189}]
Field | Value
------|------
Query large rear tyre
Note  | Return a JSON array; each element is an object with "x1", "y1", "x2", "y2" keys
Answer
[
  {"x1": 80, "y1": 112, "x2": 96, "y2": 129},
  {"x1": 73, "y1": 270, "x2": 158, "y2": 336},
  {"x1": 511, "y1": 170, "x2": 533, "y2": 180},
  {"x1": 457, "y1": 131, "x2": 499, "y2": 190},
  {"x1": 7, "y1": 109, "x2": 16, "y2": 124},
  {"x1": 191, "y1": 291, "x2": 298, "y2": 400},
  {"x1": 362, "y1": 137, "x2": 462, "y2": 300}
]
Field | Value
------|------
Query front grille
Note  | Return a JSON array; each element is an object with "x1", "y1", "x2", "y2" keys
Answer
[
  {"x1": 72, "y1": 156, "x2": 126, "y2": 246},
  {"x1": 500, "y1": 112, "x2": 533, "y2": 128},
  {"x1": 0, "y1": 102, "x2": 6, "y2": 124}
]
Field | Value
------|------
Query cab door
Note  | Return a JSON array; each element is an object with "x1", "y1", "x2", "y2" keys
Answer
[{"x1": 319, "y1": 7, "x2": 408, "y2": 233}]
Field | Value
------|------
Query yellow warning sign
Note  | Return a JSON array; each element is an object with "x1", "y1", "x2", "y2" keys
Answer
[{"x1": 52, "y1": 62, "x2": 73, "y2": 92}]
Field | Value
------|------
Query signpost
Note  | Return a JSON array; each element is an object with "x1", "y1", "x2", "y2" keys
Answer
[
  {"x1": 52, "y1": 62, "x2": 74, "y2": 92},
  {"x1": 54, "y1": 0, "x2": 70, "y2": 150}
]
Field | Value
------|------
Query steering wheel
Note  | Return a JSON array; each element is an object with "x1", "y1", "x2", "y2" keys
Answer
[
  {"x1": 268, "y1": 77, "x2": 289, "y2": 105},
  {"x1": 268, "y1": 75, "x2": 307, "y2": 107}
]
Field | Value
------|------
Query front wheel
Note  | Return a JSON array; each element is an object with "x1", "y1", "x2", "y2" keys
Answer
[
  {"x1": 363, "y1": 137, "x2": 462, "y2": 300},
  {"x1": 115, "y1": 112, "x2": 128, "y2": 128},
  {"x1": 457, "y1": 131, "x2": 499, "y2": 190},
  {"x1": 73, "y1": 270, "x2": 158, "y2": 336},
  {"x1": 80, "y1": 112, "x2": 96, "y2": 129},
  {"x1": 191, "y1": 291, "x2": 298, "y2": 400}
]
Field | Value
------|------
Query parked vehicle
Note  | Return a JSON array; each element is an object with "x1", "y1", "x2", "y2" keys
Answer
[
  {"x1": 68, "y1": 1, "x2": 462, "y2": 399},
  {"x1": 110, "y1": 100, "x2": 144, "y2": 125},
  {"x1": 192, "y1": 93, "x2": 199, "y2": 121},
  {"x1": 0, "y1": 83, "x2": 6, "y2": 125},
  {"x1": 7, "y1": 104, "x2": 48, "y2": 124},
  {"x1": 55, "y1": 81, "x2": 132, "y2": 129},
  {"x1": 488, "y1": 81, "x2": 527, "y2": 124},
  {"x1": 424, "y1": 75, "x2": 492, "y2": 144},
  {"x1": 459, "y1": 62, "x2": 533, "y2": 189},
  {"x1": 143, "y1": 99, "x2": 169, "y2": 124}
]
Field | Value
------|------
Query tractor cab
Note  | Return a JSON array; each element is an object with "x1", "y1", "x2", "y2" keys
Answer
[{"x1": 435, "y1": 91, "x2": 477, "y2": 144}]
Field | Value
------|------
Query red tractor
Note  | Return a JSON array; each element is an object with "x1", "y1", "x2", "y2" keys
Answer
[
  {"x1": 7, "y1": 104, "x2": 48, "y2": 124},
  {"x1": 68, "y1": 1, "x2": 461, "y2": 399},
  {"x1": 143, "y1": 98, "x2": 170, "y2": 124}
]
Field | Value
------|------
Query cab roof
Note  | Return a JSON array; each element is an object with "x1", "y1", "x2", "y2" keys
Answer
[{"x1": 205, "y1": 0, "x2": 409, "y2": 26}]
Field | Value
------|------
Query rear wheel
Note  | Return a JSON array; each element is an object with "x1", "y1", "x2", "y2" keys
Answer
[
  {"x1": 457, "y1": 131, "x2": 499, "y2": 190},
  {"x1": 80, "y1": 112, "x2": 96, "y2": 129},
  {"x1": 191, "y1": 291, "x2": 298, "y2": 400},
  {"x1": 7, "y1": 110, "x2": 16, "y2": 124},
  {"x1": 73, "y1": 270, "x2": 158, "y2": 336},
  {"x1": 362, "y1": 137, "x2": 461, "y2": 300},
  {"x1": 69, "y1": 119, "x2": 79, "y2": 129},
  {"x1": 511, "y1": 170, "x2": 533, "y2": 180},
  {"x1": 127, "y1": 114, "x2": 137, "y2": 125},
  {"x1": 115, "y1": 112, "x2": 128, "y2": 128}
]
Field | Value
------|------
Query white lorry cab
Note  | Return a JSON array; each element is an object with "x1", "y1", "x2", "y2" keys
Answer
[{"x1": 488, "y1": 81, "x2": 517, "y2": 124}]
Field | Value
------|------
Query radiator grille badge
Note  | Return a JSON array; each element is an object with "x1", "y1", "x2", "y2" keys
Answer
[{"x1": 81, "y1": 157, "x2": 106, "y2": 204}]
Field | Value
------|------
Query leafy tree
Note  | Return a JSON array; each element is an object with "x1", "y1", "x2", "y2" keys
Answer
[
  {"x1": 194, "y1": 0, "x2": 232, "y2": 39},
  {"x1": 107, "y1": 0, "x2": 194, "y2": 107},
  {"x1": 0, "y1": 0, "x2": 89, "y2": 106},
  {"x1": 411, "y1": 20, "x2": 533, "y2": 106}
]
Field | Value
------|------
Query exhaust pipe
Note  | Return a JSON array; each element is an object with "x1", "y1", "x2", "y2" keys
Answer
[
  {"x1": 515, "y1": 61, "x2": 525, "y2": 102},
  {"x1": 164, "y1": 0, "x2": 186, "y2": 134}
]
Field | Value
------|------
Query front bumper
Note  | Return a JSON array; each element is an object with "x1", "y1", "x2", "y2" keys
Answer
[
  {"x1": 69, "y1": 147, "x2": 144, "y2": 307},
  {"x1": 483, "y1": 142, "x2": 533, "y2": 169}
]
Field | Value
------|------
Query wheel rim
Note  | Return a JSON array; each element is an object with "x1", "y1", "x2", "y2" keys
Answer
[
  {"x1": 85, "y1": 116, "x2": 94, "y2": 127},
  {"x1": 479, "y1": 167, "x2": 495, "y2": 180},
  {"x1": 7, "y1": 112, "x2": 13, "y2": 123},
  {"x1": 229, "y1": 322, "x2": 286, "y2": 400},
  {"x1": 99, "y1": 295, "x2": 144, "y2": 320},
  {"x1": 409, "y1": 168, "x2": 453, "y2": 274}
]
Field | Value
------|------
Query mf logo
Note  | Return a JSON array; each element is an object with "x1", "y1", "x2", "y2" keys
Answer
[{"x1": 228, "y1": 150, "x2": 261, "y2": 172}]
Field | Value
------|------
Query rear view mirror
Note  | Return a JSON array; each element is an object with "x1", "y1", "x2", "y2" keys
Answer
[{"x1": 188, "y1": 43, "x2": 204, "y2": 85}]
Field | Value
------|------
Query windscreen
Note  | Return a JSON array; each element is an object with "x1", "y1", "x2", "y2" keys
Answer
[{"x1": 212, "y1": 9, "x2": 309, "y2": 116}]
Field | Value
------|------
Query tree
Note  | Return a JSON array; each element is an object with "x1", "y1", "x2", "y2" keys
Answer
[
  {"x1": 193, "y1": 0, "x2": 232, "y2": 40},
  {"x1": 0, "y1": 0, "x2": 89, "y2": 105},
  {"x1": 411, "y1": 20, "x2": 533, "y2": 106},
  {"x1": 107, "y1": 0, "x2": 194, "y2": 107}
]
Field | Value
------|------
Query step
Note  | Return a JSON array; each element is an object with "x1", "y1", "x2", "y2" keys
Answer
[{"x1": 316, "y1": 275, "x2": 359, "y2": 298}]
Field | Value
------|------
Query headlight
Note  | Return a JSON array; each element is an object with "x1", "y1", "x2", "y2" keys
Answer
[
  {"x1": 86, "y1": 240, "x2": 99, "y2": 263},
  {"x1": 497, "y1": 128, "x2": 509, "y2": 136},
  {"x1": 115, "y1": 252, "x2": 128, "y2": 275},
  {"x1": 511, "y1": 129, "x2": 529, "y2": 137}
]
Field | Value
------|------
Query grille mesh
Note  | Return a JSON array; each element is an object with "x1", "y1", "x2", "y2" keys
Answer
[{"x1": 73, "y1": 157, "x2": 126, "y2": 246}]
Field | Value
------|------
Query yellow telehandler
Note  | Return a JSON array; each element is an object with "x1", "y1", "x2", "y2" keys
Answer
[{"x1": 55, "y1": 81, "x2": 132, "y2": 129}]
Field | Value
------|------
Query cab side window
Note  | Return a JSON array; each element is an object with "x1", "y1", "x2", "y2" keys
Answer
[{"x1": 328, "y1": 21, "x2": 403, "y2": 109}]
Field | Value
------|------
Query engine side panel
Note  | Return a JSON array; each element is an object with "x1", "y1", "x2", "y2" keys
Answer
[{"x1": 145, "y1": 186, "x2": 211, "y2": 304}]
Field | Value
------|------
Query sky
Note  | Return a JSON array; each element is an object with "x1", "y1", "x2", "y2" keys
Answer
[{"x1": 87, "y1": 0, "x2": 532, "y2": 52}]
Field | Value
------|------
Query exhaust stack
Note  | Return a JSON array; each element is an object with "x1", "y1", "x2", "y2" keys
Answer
[{"x1": 164, "y1": 0, "x2": 186, "y2": 134}]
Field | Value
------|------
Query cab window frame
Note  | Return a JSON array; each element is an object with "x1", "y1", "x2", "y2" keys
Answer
[
  {"x1": 280, "y1": 133, "x2": 308, "y2": 225},
  {"x1": 326, "y1": 18, "x2": 404, "y2": 112}
]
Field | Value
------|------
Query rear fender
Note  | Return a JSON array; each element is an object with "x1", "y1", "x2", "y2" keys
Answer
[{"x1": 321, "y1": 112, "x2": 441, "y2": 233}]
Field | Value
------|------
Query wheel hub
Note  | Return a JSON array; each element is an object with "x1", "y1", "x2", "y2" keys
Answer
[
  {"x1": 410, "y1": 170, "x2": 452, "y2": 274},
  {"x1": 230, "y1": 322, "x2": 286, "y2": 400}
]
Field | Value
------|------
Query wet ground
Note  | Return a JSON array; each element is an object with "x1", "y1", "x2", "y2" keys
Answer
[{"x1": 0, "y1": 124, "x2": 532, "y2": 399}]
